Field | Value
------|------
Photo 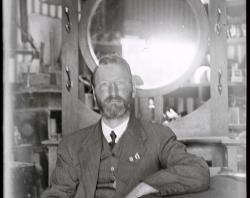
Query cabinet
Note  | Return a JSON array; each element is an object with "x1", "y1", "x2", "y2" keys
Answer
[
  {"x1": 14, "y1": 77, "x2": 62, "y2": 188},
  {"x1": 7, "y1": 0, "x2": 65, "y2": 192},
  {"x1": 226, "y1": 0, "x2": 246, "y2": 172},
  {"x1": 14, "y1": 84, "x2": 62, "y2": 139}
]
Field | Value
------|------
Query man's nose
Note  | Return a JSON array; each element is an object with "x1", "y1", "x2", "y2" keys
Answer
[{"x1": 109, "y1": 82, "x2": 118, "y2": 96}]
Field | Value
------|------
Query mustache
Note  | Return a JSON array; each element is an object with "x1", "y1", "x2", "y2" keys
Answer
[{"x1": 104, "y1": 96, "x2": 125, "y2": 103}]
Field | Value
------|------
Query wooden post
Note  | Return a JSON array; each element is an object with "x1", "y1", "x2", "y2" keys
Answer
[
  {"x1": 61, "y1": 0, "x2": 79, "y2": 135},
  {"x1": 154, "y1": 96, "x2": 164, "y2": 123},
  {"x1": 61, "y1": 0, "x2": 100, "y2": 136},
  {"x1": 19, "y1": 0, "x2": 29, "y2": 43},
  {"x1": 208, "y1": 0, "x2": 229, "y2": 136},
  {"x1": 138, "y1": 97, "x2": 153, "y2": 122}
]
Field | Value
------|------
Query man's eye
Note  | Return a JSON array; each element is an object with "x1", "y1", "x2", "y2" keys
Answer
[
  {"x1": 96, "y1": 82, "x2": 108, "y2": 90},
  {"x1": 116, "y1": 81, "x2": 124, "y2": 87},
  {"x1": 98, "y1": 82, "x2": 109, "y2": 87},
  {"x1": 96, "y1": 81, "x2": 129, "y2": 89},
  {"x1": 101, "y1": 82, "x2": 109, "y2": 87},
  {"x1": 117, "y1": 81, "x2": 128, "y2": 87}
]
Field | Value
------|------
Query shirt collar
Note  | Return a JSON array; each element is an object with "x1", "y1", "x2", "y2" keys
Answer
[{"x1": 101, "y1": 116, "x2": 130, "y2": 143}]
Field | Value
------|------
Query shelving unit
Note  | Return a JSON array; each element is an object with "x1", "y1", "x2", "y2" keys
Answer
[
  {"x1": 15, "y1": 87, "x2": 62, "y2": 94},
  {"x1": 224, "y1": 0, "x2": 246, "y2": 174},
  {"x1": 14, "y1": 82, "x2": 62, "y2": 188},
  {"x1": 226, "y1": 0, "x2": 246, "y2": 135},
  {"x1": 227, "y1": 37, "x2": 246, "y2": 45}
]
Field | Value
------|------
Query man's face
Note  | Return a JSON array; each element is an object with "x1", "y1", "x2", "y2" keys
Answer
[{"x1": 94, "y1": 63, "x2": 134, "y2": 119}]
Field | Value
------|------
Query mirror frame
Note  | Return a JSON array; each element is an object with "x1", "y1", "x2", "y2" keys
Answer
[{"x1": 79, "y1": 0, "x2": 209, "y2": 97}]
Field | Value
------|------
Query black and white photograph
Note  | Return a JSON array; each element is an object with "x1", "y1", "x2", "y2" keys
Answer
[{"x1": 3, "y1": 0, "x2": 246, "y2": 197}]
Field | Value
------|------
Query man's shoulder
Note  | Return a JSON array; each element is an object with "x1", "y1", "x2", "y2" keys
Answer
[
  {"x1": 136, "y1": 118, "x2": 176, "y2": 139},
  {"x1": 58, "y1": 122, "x2": 99, "y2": 149}
]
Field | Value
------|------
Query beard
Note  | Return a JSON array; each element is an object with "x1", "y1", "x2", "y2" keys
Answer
[{"x1": 96, "y1": 95, "x2": 131, "y2": 119}]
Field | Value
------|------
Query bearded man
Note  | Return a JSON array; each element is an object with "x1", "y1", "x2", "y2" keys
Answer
[{"x1": 42, "y1": 54, "x2": 209, "y2": 198}]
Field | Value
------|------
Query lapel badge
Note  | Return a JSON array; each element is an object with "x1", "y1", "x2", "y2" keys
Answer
[
  {"x1": 129, "y1": 156, "x2": 134, "y2": 162},
  {"x1": 113, "y1": 180, "x2": 116, "y2": 189},
  {"x1": 134, "y1": 152, "x2": 140, "y2": 160}
]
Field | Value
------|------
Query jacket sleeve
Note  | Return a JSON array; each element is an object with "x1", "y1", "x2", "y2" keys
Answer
[
  {"x1": 143, "y1": 133, "x2": 210, "y2": 197},
  {"x1": 41, "y1": 140, "x2": 79, "y2": 198}
]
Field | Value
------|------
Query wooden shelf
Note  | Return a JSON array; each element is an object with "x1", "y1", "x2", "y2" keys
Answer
[
  {"x1": 226, "y1": 0, "x2": 245, "y2": 7},
  {"x1": 42, "y1": 139, "x2": 61, "y2": 146},
  {"x1": 16, "y1": 88, "x2": 61, "y2": 94},
  {"x1": 228, "y1": 82, "x2": 246, "y2": 87},
  {"x1": 180, "y1": 83, "x2": 210, "y2": 88},
  {"x1": 228, "y1": 83, "x2": 246, "y2": 96},
  {"x1": 227, "y1": 16, "x2": 246, "y2": 24},
  {"x1": 227, "y1": 37, "x2": 246, "y2": 45},
  {"x1": 10, "y1": 49, "x2": 34, "y2": 55},
  {"x1": 228, "y1": 123, "x2": 246, "y2": 131},
  {"x1": 15, "y1": 107, "x2": 62, "y2": 112},
  {"x1": 7, "y1": 161, "x2": 35, "y2": 168},
  {"x1": 15, "y1": 85, "x2": 61, "y2": 94}
]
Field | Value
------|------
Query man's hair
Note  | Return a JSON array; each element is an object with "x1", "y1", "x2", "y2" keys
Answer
[{"x1": 92, "y1": 54, "x2": 132, "y2": 86}]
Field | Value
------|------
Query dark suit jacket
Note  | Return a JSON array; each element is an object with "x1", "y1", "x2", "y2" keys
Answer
[{"x1": 42, "y1": 115, "x2": 210, "y2": 198}]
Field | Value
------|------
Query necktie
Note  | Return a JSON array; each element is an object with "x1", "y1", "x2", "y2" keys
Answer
[{"x1": 109, "y1": 131, "x2": 117, "y2": 150}]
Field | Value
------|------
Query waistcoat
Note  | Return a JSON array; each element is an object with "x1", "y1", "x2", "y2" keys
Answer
[{"x1": 95, "y1": 132, "x2": 125, "y2": 198}]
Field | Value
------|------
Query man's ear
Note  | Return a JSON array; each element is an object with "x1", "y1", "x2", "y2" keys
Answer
[
  {"x1": 133, "y1": 83, "x2": 137, "y2": 98},
  {"x1": 131, "y1": 78, "x2": 137, "y2": 99},
  {"x1": 132, "y1": 74, "x2": 144, "y2": 98},
  {"x1": 92, "y1": 85, "x2": 97, "y2": 102}
]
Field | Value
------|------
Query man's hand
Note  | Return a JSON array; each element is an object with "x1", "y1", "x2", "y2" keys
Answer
[{"x1": 124, "y1": 182, "x2": 158, "y2": 198}]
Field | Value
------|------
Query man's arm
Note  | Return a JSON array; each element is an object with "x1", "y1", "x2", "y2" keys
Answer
[
  {"x1": 41, "y1": 140, "x2": 79, "y2": 198},
  {"x1": 143, "y1": 134, "x2": 210, "y2": 197}
]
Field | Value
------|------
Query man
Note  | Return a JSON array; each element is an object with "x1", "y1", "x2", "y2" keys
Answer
[{"x1": 42, "y1": 54, "x2": 210, "y2": 198}]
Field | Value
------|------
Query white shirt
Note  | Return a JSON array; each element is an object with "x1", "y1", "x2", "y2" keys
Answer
[{"x1": 101, "y1": 117, "x2": 130, "y2": 143}]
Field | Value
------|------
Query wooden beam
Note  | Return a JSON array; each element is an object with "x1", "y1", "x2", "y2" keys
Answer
[
  {"x1": 19, "y1": 0, "x2": 29, "y2": 42},
  {"x1": 61, "y1": 0, "x2": 100, "y2": 135},
  {"x1": 208, "y1": 0, "x2": 229, "y2": 136},
  {"x1": 154, "y1": 96, "x2": 164, "y2": 123}
]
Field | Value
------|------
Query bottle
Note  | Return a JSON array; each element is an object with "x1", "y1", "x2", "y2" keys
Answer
[{"x1": 14, "y1": 126, "x2": 21, "y2": 145}]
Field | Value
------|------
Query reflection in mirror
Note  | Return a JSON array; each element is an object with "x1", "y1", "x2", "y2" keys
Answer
[{"x1": 89, "y1": 0, "x2": 208, "y2": 91}]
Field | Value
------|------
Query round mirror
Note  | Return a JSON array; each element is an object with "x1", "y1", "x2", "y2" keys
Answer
[{"x1": 79, "y1": 0, "x2": 209, "y2": 97}]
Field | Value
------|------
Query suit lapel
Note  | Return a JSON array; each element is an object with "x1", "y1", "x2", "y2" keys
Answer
[
  {"x1": 78, "y1": 122, "x2": 102, "y2": 198},
  {"x1": 117, "y1": 116, "x2": 148, "y2": 194}
]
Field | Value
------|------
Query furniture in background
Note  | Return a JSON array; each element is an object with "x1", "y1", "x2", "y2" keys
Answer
[
  {"x1": 226, "y1": 0, "x2": 246, "y2": 138},
  {"x1": 14, "y1": 83, "x2": 62, "y2": 189},
  {"x1": 41, "y1": 139, "x2": 61, "y2": 186},
  {"x1": 143, "y1": 175, "x2": 246, "y2": 198},
  {"x1": 10, "y1": 0, "x2": 64, "y2": 193},
  {"x1": 9, "y1": 161, "x2": 38, "y2": 198}
]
